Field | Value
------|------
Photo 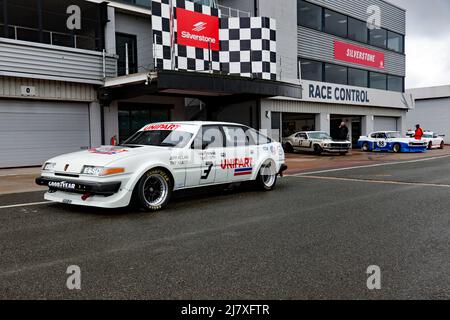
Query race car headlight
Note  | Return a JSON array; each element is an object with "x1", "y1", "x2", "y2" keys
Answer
[
  {"x1": 82, "y1": 166, "x2": 125, "y2": 176},
  {"x1": 42, "y1": 162, "x2": 56, "y2": 171}
]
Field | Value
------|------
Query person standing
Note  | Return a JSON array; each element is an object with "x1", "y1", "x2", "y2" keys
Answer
[
  {"x1": 414, "y1": 124, "x2": 424, "y2": 140},
  {"x1": 338, "y1": 122, "x2": 349, "y2": 141}
]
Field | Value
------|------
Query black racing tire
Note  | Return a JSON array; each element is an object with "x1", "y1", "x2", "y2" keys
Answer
[
  {"x1": 362, "y1": 142, "x2": 370, "y2": 152},
  {"x1": 313, "y1": 144, "x2": 323, "y2": 155},
  {"x1": 284, "y1": 143, "x2": 294, "y2": 153},
  {"x1": 440, "y1": 141, "x2": 444, "y2": 149},
  {"x1": 255, "y1": 161, "x2": 278, "y2": 191},
  {"x1": 135, "y1": 168, "x2": 173, "y2": 211},
  {"x1": 392, "y1": 143, "x2": 402, "y2": 153},
  {"x1": 428, "y1": 141, "x2": 433, "y2": 150}
]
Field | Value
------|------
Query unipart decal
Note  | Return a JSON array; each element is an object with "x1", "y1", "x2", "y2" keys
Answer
[
  {"x1": 221, "y1": 158, "x2": 253, "y2": 176},
  {"x1": 143, "y1": 124, "x2": 182, "y2": 131},
  {"x1": 89, "y1": 147, "x2": 129, "y2": 155}
]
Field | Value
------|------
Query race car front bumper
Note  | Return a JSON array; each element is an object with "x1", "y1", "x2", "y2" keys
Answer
[{"x1": 36, "y1": 176, "x2": 121, "y2": 196}]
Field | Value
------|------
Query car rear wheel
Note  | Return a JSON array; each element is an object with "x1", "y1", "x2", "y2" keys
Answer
[
  {"x1": 392, "y1": 143, "x2": 401, "y2": 153},
  {"x1": 362, "y1": 142, "x2": 370, "y2": 152},
  {"x1": 256, "y1": 160, "x2": 277, "y2": 191},
  {"x1": 136, "y1": 168, "x2": 173, "y2": 211}
]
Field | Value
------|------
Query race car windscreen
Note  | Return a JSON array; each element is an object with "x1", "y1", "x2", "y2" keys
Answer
[
  {"x1": 122, "y1": 130, "x2": 193, "y2": 148},
  {"x1": 308, "y1": 132, "x2": 331, "y2": 140},
  {"x1": 386, "y1": 132, "x2": 402, "y2": 139}
]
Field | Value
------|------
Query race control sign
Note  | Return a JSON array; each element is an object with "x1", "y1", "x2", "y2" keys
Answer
[
  {"x1": 176, "y1": 7, "x2": 219, "y2": 51},
  {"x1": 334, "y1": 40, "x2": 385, "y2": 69}
]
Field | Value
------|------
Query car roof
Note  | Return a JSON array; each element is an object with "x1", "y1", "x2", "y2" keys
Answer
[
  {"x1": 371, "y1": 131, "x2": 399, "y2": 134},
  {"x1": 295, "y1": 131, "x2": 326, "y2": 134},
  {"x1": 144, "y1": 121, "x2": 248, "y2": 127}
]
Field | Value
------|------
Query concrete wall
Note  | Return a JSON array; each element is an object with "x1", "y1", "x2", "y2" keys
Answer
[
  {"x1": 406, "y1": 98, "x2": 450, "y2": 139},
  {"x1": 258, "y1": 0, "x2": 299, "y2": 83},
  {"x1": 115, "y1": 12, "x2": 154, "y2": 73}
]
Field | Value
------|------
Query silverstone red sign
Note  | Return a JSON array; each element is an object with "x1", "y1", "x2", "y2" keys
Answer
[
  {"x1": 176, "y1": 8, "x2": 219, "y2": 51},
  {"x1": 334, "y1": 40, "x2": 385, "y2": 69}
]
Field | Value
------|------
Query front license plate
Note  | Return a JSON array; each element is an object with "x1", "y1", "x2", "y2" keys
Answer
[{"x1": 62, "y1": 199, "x2": 73, "y2": 204}]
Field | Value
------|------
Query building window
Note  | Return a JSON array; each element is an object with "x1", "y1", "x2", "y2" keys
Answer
[
  {"x1": 348, "y1": 68, "x2": 368, "y2": 88},
  {"x1": 116, "y1": 0, "x2": 151, "y2": 7},
  {"x1": 2, "y1": 0, "x2": 104, "y2": 51},
  {"x1": 348, "y1": 17, "x2": 368, "y2": 43},
  {"x1": 118, "y1": 104, "x2": 171, "y2": 143},
  {"x1": 370, "y1": 72, "x2": 387, "y2": 90},
  {"x1": 387, "y1": 31, "x2": 404, "y2": 53},
  {"x1": 324, "y1": 63, "x2": 347, "y2": 85},
  {"x1": 116, "y1": 33, "x2": 138, "y2": 76},
  {"x1": 324, "y1": 9, "x2": 347, "y2": 38},
  {"x1": 300, "y1": 59, "x2": 323, "y2": 81},
  {"x1": 297, "y1": 0, "x2": 322, "y2": 31},
  {"x1": 388, "y1": 75, "x2": 404, "y2": 92},
  {"x1": 369, "y1": 28, "x2": 387, "y2": 48}
]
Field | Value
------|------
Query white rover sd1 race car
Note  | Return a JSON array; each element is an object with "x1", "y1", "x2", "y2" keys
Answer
[
  {"x1": 36, "y1": 122, "x2": 287, "y2": 211},
  {"x1": 282, "y1": 131, "x2": 351, "y2": 155}
]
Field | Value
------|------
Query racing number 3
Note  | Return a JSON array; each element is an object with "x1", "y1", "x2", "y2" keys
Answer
[{"x1": 201, "y1": 162, "x2": 214, "y2": 180}]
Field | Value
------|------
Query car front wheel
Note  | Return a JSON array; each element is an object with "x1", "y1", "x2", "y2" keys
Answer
[
  {"x1": 440, "y1": 141, "x2": 444, "y2": 149},
  {"x1": 314, "y1": 144, "x2": 323, "y2": 155},
  {"x1": 256, "y1": 160, "x2": 278, "y2": 191},
  {"x1": 136, "y1": 168, "x2": 173, "y2": 211},
  {"x1": 428, "y1": 141, "x2": 433, "y2": 150}
]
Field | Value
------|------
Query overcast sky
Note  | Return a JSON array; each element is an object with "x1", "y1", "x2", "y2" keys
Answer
[{"x1": 388, "y1": 0, "x2": 450, "y2": 89}]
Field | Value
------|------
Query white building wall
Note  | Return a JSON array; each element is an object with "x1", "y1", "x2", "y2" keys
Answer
[{"x1": 406, "y1": 98, "x2": 450, "y2": 139}]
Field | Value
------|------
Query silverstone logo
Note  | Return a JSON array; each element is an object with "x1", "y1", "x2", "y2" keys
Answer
[
  {"x1": 192, "y1": 21, "x2": 207, "y2": 32},
  {"x1": 181, "y1": 31, "x2": 217, "y2": 45}
]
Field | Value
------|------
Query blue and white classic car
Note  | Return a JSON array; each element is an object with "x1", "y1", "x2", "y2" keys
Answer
[{"x1": 358, "y1": 131, "x2": 428, "y2": 153}]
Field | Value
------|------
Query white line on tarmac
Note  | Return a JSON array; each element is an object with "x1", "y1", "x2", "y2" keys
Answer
[
  {"x1": 288, "y1": 154, "x2": 450, "y2": 177},
  {"x1": 0, "y1": 201, "x2": 52, "y2": 210},
  {"x1": 294, "y1": 175, "x2": 450, "y2": 189}
]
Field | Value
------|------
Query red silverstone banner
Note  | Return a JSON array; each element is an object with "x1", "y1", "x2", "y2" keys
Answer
[
  {"x1": 176, "y1": 8, "x2": 220, "y2": 51},
  {"x1": 334, "y1": 40, "x2": 385, "y2": 69}
]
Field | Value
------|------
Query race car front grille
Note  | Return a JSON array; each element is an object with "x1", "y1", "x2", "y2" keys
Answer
[{"x1": 329, "y1": 144, "x2": 351, "y2": 149}]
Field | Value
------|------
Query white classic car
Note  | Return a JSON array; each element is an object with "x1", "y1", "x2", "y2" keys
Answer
[
  {"x1": 358, "y1": 131, "x2": 428, "y2": 153},
  {"x1": 406, "y1": 130, "x2": 445, "y2": 150},
  {"x1": 282, "y1": 131, "x2": 351, "y2": 155},
  {"x1": 36, "y1": 122, "x2": 287, "y2": 211}
]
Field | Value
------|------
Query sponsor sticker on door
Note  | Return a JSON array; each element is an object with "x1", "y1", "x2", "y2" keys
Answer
[
  {"x1": 176, "y1": 8, "x2": 219, "y2": 51},
  {"x1": 334, "y1": 40, "x2": 385, "y2": 69}
]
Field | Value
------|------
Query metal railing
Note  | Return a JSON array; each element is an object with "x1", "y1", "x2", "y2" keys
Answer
[
  {"x1": 217, "y1": 5, "x2": 251, "y2": 17},
  {"x1": 0, "y1": 24, "x2": 100, "y2": 51}
]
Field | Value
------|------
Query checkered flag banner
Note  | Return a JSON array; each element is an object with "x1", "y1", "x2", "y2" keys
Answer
[
  {"x1": 219, "y1": 17, "x2": 276, "y2": 80},
  {"x1": 151, "y1": 0, "x2": 277, "y2": 80}
]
